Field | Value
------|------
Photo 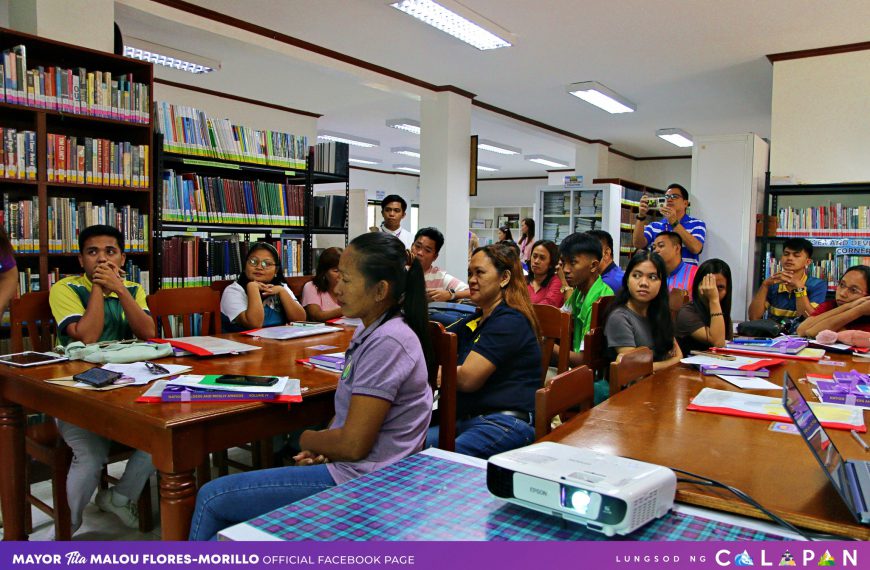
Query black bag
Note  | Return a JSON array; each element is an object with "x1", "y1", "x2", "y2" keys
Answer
[{"x1": 736, "y1": 319, "x2": 784, "y2": 338}]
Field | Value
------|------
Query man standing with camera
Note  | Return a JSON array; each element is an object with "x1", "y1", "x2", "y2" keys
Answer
[{"x1": 632, "y1": 183, "x2": 707, "y2": 265}]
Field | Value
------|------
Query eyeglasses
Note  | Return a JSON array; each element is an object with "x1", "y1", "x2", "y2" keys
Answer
[
  {"x1": 664, "y1": 193, "x2": 683, "y2": 201},
  {"x1": 247, "y1": 258, "x2": 276, "y2": 269},
  {"x1": 837, "y1": 281, "x2": 867, "y2": 297}
]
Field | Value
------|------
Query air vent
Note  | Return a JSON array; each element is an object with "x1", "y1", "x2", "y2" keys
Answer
[
  {"x1": 630, "y1": 490, "x2": 658, "y2": 528},
  {"x1": 486, "y1": 463, "x2": 514, "y2": 498}
]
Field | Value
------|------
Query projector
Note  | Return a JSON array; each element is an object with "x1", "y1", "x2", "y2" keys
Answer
[{"x1": 487, "y1": 442, "x2": 676, "y2": 536}]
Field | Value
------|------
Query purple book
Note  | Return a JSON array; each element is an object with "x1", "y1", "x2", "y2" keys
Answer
[
  {"x1": 309, "y1": 354, "x2": 345, "y2": 370},
  {"x1": 160, "y1": 385, "x2": 277, "y2": 402}
]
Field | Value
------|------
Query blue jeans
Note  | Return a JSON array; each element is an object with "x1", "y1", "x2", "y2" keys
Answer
[
  {"x1": 188, "y1": 464, "x2": 336, "y2": 541},
  {"x1": 426, "y1": 413, "x2": 535, "y2": 459}
]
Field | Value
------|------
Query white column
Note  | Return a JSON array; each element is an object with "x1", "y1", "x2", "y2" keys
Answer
[
  {"x1": 574, "y1": 142, "x2": 609, "y2": 185},
  {"x1": 419, "y1": 91, "x2": 472, "y2": 281},
  {"x1": 9, "y1": 0, "x2": 114, "y2": 52}
]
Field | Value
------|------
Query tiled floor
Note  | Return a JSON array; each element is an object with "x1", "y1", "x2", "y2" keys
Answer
[{"x1": 0, "y1": 448, "x2": 254, "y2": 541}]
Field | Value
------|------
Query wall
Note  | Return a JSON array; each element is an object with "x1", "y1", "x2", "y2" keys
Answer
[
  {"x1": 607, "y1": 153, "x2": 636, "y2": 180},
  {"x1": 770, "y1": 49, "x2": 870, "y2": 184},
  {"x1": 634, "y1": 158, "x2": 692, "y2": 191},
  {"x1": 472, "y1": 178, "x2": 543, "y2": 209}
]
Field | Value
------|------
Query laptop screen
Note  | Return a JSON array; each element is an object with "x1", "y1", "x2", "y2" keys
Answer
[{"x1": 782, "y1": 372, "x2": 845, "y2": 494}]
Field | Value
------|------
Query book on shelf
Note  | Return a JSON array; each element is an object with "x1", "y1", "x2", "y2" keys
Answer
[
  {"x1": 42, "y1": 195, "x2": 148, "y2": 253},
  {"x1": 0, "y1": 128, "x2": 36, "y2": 180},
  {"x1": 15, "y1": 264, "x2": 148, "y2": 294},
  {"x1": 776, "y1": 203, "x2": 870, "y2": 235},
  {"x1": 311, "y1": 195, "x2": 347, "y2": 228},
  {"x1": 1, "y1": 44, "x2": 150, "y2": 123},
  {"x1": 313, "y1": 141, "x2": 349, "y2": 176},
  {"x1": 46, "y1": 134, "x2": 149, "y2": 188},
  {"x1": 161, "y1": 170, "x2": 305, "y2": 226},
  {"x1": 155, "y1": 102, "x2": 307, "y2": 168},
  {"x1": 1, "y1": 193, "x2": 38, "y2": 252}
]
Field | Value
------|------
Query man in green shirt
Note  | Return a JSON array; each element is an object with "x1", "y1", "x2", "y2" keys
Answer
[{"x1": 555, "y1": 232, "x2": 614, "y2": 367}]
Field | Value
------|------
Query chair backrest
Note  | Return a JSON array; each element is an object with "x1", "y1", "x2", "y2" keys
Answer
[
  {"x1": 534, "y1": 365, "x2": 594, "y2": 439},
  {"x1": 146, "y1": 287, "x2": 222, "y2": 338},
  {"x1": 209, "y1": 280, "x2": 234, "y2": 297},
  {"x1": 590, "y1": 295, "x2": 614, "y2": 330},
  {"x1": 10, "y1": 292, "x2": 55, "y2": 352},
  {"x1": 669, "y1": 289, "x2": 690, "y2": 322},
  {"x1": 428, "y1": 321, "x2": 458, "y2": 452},
  {"x1": 609, "y1": 346, "x2": 654, "y2": 395},
  {"x1": 286, "y1": 275, "x2": 314, "y2": 300},
  {"x1": 532, "y1": 303, "x2": 570, "y2": 384},
  {"x1": 580, "y1": 327, "x2": 608, "y2": 379}
]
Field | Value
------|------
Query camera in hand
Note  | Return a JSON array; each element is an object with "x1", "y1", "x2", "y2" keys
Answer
[{"x1": 646, "y1": 196, "x2": 667, "y2": 211}]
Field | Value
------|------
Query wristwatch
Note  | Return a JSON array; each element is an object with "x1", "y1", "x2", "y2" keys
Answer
[
  {"x1": 448, "y1": 288, "x2": 456, "y2": 301},
  {"x1": 793, "y1": 287, "x2": 807, "y2": 297},
  {"x1": 635, "y1": 214, "x2": 647, "y2": 221},
  {"x1": 560, "y1": 285, "x2": 572, "y2": 295}
]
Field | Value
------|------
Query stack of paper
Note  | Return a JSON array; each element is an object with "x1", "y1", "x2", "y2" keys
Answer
[
  {"x1": 242, "y1": 325, "x2": 341, "y2": 340},
  {"x1": 681, "y1": 354, "x2": 784, "y2": 390}
]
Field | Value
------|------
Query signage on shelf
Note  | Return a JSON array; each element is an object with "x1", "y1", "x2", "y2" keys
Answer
[{"x1": 836, "y1": 247, "x2": 870, "y2": 256}]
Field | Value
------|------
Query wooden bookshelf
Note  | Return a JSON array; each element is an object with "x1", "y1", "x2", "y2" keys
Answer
[{"x1": 0, "y1": 26, "x2": 154, "y2": 293}]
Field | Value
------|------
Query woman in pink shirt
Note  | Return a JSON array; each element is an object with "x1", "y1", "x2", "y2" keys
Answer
[
  {"x1": 526, "y1": 240, "x2": 564, "y2": 307},
  {"x1": 301, "y1": 247, "x2": 343, "y2": 321}
]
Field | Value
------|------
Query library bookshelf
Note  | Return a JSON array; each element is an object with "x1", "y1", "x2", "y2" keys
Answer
[{"x1": 0, "y1": 26, "x2": 154, "y2": 294}]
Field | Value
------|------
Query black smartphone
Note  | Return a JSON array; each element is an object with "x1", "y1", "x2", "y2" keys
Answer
[
  {"x1": 73, "y1": 367, "x2": 123, "y2": 387},
  {"x1": 214, "y1": 374, "x2": 279, "y2": 387}
]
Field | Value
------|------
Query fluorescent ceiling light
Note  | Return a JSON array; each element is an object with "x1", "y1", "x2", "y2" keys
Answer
[
  {"x1": 317, "y1": 131, "x2": 380, "y2": 148},
  {"x1": 390, "y1": 0, "x2": 512, "y2": 51},
  {"x1": 566, "y1": 81, "x2": 635, "y2": 114},
  {"x1": 123, "y1": 38, "x2": 219, "y2": 74},
  {"x1": 477, "y1": 163, "x2": 499, "y2": 172},
  {"x1": 525, "y1": 155, "x2": 568, "y2": 168},
  {"x1": 349, "y1": 157, "x2": 382, "y2": 165},
  {"x1": 656, "y1": 128, "x2": 694, "y2": 148},
  {"x1": 394, "y1": 164, "x2": 421, "y2": 173},
  {"x1": 386, "y1": 118, "x2": 421, "y2": 134},
  {"x1": 391, "y1": 146, "x2": 421, "y2": 158},
  {"x1": 477, "y1": 139, "x2": 520, "y2": 155}
]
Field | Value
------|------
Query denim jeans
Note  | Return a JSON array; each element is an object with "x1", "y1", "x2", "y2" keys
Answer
[
  {"x1": 426, "y1": 413, "x2": 535, "y2": 459},
  {"x1": 188, "y1": 464, "x2": 336, "y2": 541}
]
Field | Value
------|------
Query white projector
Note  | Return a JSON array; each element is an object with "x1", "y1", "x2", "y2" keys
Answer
[{"x1": 487, "y1": 442, "x2": 676, "y2": 536}]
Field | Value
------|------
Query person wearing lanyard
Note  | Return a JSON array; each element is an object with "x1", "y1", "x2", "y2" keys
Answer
[
  {"x1": 426, "y1": 242, "x2": 541, "y2": 459},
  {"x1": 189, "y1": 232, "x2": 432, "y2": 540}
]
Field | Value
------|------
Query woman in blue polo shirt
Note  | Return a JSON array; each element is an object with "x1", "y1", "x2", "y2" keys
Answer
[{"x1": 427, "y1": 242, "x2": 541, "y2": 459}]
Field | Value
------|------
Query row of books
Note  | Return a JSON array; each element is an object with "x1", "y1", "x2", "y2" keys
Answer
[
  {"x1": 776, "y1": 204, "x2": 870, "y2": 235},
  {"x1": 155, "y1": 101, "x2": 308, "y2": 168},
  {"x1": 162, "y1": 170, "x2": 306, "y2": 226},
  {"x1": 47, "y1": 134, "x2": 150, "y2": 188},
  {"x1": 159, "y1": 234, "x2": 304, "y2": 289},
  {"x1": 311, "y1": 195, "x2": 347, "y2": 228},
  {"x1": 0, "y1": 128, "x2": 36, "y2": 180},
  {"x1": 46, "y1": 197, "x2": 149, "y2": 253},
  {"x1": 541, "y1": 221, "x2": 571, "y2": 243},
  {"x1": 313, "y1": 141, "x2": 349, "y2": 175},
  {"x1": 2, "y1": 45, "x2": 150, "y2": 123},
  {"x1": 542, "y1": 192, "x2": 571, "y2": 216},
  {"x1": 1, "y1": 194, "x2": 38, "y2": 252},
  {"x1": 15, "y1": 262, "x2": 148, "y2": 294}
]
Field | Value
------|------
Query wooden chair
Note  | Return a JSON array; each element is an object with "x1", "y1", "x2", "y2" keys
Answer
[
  {"x1": 428, "y1": 321, "x2": 458, "y2": 452},
  {"x1": 669, "y1": 289, "x2": 690, "y2": 322},
  {"x1": 533, "y1": 303, "x2": 570, "y2": 384},
  {"x1": 590, "y1": 295, "x2": 614, "y2": 330},
  {"x1": 146, "y1": 287, "x2": 222, "y2": 338},
  {"x1": 580, "y1": 327, "x2": 608, "y2": 379},
  {"x1": 11, "y1": 293, "x2": 152, "y2": 539},
  {"x1": 534, "y1": 366, "x2": 594, "y2": 439},
  {"x1": 286, "y1": 275, "x2": 314, "y2": 299},
  {"x1": 208, "y1": 279, "x2": 234, "y2": 297},
  {"x1": 609, "y1": 346, "x2": 654, "y2": 395}
]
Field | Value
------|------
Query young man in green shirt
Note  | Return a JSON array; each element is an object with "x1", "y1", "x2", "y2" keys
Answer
[
  {"x1": 554, "y1": 232, "x2": 614, "y2": 367},
  {"x1": 48, "y1": 224, "x2": 157, "y2": 535}
]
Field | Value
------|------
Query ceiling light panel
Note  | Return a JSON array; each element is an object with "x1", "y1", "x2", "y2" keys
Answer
[
  {"x1": 525, "y1": 155, "x2": 568, "y2": 168},
  {"x1": 476, "y1": 163, "x2": 499, "y2": 172},
  {"x1": 317, "y1": 131, "x2": 380, "y2": 148},
  {"x1": 391, "y1": 0, "x2": 512, "y2": 50},
  {"x1": 566, "y1": 81, "x2": 635, "y2": 114},
  {"x1": 394, "y1": 164, "x2": 421, "y2": 173},
  {"x1": 656, "y1": 128, "x2": 694, "y2": 148},
  {"x1": 349, "y1": 157, "x2": 382, "y2": 165},
  {"x1": 386, "y1": 119, "x2": 421, "y2": 134},
  {"x1": 477, "y1": 139, "x2": 520, "y2": 155},
  {"x1": 391, "y1": 146, "x2": 421, "y2": 158}
]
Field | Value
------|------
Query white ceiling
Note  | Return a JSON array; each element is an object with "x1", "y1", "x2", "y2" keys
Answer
[{"x1": 115, "y1": 0, "x2": 870, "y2": 177}]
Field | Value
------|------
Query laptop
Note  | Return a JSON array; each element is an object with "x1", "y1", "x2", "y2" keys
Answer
[{"x1": 782, "y1": 372, "x2": 870, "y2": 524}]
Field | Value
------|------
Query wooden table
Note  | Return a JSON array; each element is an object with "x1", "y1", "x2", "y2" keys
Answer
[
  {"x1": 543, "y1": 354, "x2": 870, "y2": 540},
  {"x1": 0, "y1": 328, "x2": 354, "y2": 541}
]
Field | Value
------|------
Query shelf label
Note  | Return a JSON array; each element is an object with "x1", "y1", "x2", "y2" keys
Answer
[
  {"x1": 182, "y1": 158, "x2": 241, "y2": 170},
  {"x1": 836, "y1": 247, "x2": 870, "y2": 255},
  {"x1": 807, "y1": 237, "x2": 870, "y2": 248}
]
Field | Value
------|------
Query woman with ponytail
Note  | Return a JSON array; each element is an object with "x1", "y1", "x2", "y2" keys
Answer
[
  {"x1": 190, "y1": 232, "x2": 433, "y2": 540},
  {"x1": 427, "y1": 242, "x2": 541, "y2": 459}
]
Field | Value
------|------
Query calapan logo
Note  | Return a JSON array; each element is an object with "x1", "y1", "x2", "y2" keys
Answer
[
  {"x1": 716, "y1": 549, "x2": 857, "y2": 567},
  {"x1": 818, "y1": 551, "x2": 836, "y2": 567},
  {"x1": 780, "y1": 550, "x2": 796, "y2": 566},
  {"x1": 735, "y1": 551, "x2": 755, "y2": 567}
]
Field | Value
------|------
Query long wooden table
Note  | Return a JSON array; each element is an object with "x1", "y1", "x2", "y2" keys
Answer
[
  {"x1": 0, "y1": 328, "x2": 354, "y2": 541},
  {"x1": 543, "y1": 353, "x2": 870, "y2": 540}
]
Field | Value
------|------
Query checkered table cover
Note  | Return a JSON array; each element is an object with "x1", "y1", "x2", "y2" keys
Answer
[{"x1": 247, "y1": 453, "x2": 786, "y2": 541}]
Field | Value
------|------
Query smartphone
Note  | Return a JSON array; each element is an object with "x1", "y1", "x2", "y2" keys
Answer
[
  {"x1": 73, "y1": 367, "x2": 123, "y2": 387},
  {"x1": 214, "y1": 374, "x2": 279, "y2": 387}
]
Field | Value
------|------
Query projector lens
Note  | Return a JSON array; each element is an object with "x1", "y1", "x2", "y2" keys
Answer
[
  {"x1": 570, "y1": 490, "x2": 591, "y2": 513},
  {"x1": 561, "y1": 485, "x2": 602, "y2": 519}
]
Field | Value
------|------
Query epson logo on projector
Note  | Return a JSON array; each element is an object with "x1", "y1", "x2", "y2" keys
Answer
[{"x1": 528, "y1": 487, "x2": 548, "y2": 496}]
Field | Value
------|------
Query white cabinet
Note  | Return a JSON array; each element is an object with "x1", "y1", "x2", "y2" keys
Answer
[{"x1": 469, "y1": 206, "x2": 533, "y2": 246}]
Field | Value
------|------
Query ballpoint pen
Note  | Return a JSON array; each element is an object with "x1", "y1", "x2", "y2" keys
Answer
[
  {"x1": 850, "y1": 430, "x2": 870, "y2": 452},
  {"x1": 690, "y1": 350, "x2": 736, "y2": 361}
]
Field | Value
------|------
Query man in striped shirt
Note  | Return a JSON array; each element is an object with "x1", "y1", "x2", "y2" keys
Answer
[
  {"x1": 633, "y1": 183, "x2": 706, "y2": 265},
  {"x1": 412, "y1": 227, "x2": 470, "y2": 302},
  {"x1": 652, "y1": 232, "x2": 698, "y2": 298}
]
